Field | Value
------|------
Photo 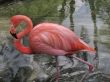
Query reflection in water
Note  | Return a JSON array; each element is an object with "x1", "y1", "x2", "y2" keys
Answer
[
  {"x1": 88, "y1": 0, "x2": 99, "y2": 69},
  {"x1": 80, "y1": 26, "x2": 90, "y2": 61},
  {"x1": 59, "y1": 0, "x2": 75, "y2": 30},
  {"x1": 95, "y1": 0, "x2": 110, "y2": 47},
  {"x1": 60, "y1": 0, "x2": 67, "y2": 13},
  {"x1": 59, "y1": 0, "x2": 67, "y2": 23},
  {"x1": 69, "y1": 0, "x2": 75, "y2": 31}
]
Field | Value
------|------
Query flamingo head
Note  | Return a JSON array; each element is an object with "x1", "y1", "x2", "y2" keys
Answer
[
  {"x1": 10, "y1": 23, "x2": 18, "y2": 39},
  {"x1": 9, "y1": 15, "x2": 33, "y2": 39},
  {"x1": 9, "y1": 15, "x2": 22, "y2": 39}
]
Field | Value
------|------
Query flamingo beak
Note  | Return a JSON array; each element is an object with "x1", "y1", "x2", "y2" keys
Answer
[
  {"x1": 10, "y1": 31, "x2": 18, "y2": 39},
  {"x1": 10, "y1": 23, "x2": 18, "y2": 39}
]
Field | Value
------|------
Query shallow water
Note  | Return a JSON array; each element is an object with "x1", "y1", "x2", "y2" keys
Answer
[
  {"x1": 0, "y1": 0, "x2": 110, "y2": 82},
  {"x1": 63, "y1": 0, "x2": 110, "y2": 74}
]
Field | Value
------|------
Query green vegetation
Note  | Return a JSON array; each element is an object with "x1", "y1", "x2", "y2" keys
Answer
[
  {"x1": 0, "y1": 0, "x2": 64, "y2": 24},
  {"x1": 0, "y1": 0, "x2": 67, "y2": 43}
]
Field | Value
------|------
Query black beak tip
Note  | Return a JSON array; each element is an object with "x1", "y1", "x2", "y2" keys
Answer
[{"x1": 10, "y1": 32, "x2": 18, "y2": 39}]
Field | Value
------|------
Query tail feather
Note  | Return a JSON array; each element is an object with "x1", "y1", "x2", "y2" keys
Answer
[{"x1": 77, "y1": 39, "x2": 96, "y2": 53}]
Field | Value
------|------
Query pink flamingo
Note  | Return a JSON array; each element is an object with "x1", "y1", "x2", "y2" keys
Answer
[{"x1": 10, "y1": 15, "x2": 95, "y2": 82}]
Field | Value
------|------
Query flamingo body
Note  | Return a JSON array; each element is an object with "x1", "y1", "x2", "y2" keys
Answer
[{"x1": 29, "y1": 23, "x2": 94, "y2": 56}]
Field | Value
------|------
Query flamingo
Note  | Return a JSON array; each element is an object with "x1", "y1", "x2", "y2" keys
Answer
[{"x1": 9, "y1": 15, "x2": 95, "y2": 82}]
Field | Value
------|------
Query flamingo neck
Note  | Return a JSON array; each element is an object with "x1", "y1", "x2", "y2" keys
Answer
[
  {"x1": 14, "y1": 39, "x2": 33, "y2": 54},
  {"x1": 17, "y1": 16, "x2": 33, "y2": 39},
  {"x1": 14, "y1": 16, "x2": 33, "y2": 54}
]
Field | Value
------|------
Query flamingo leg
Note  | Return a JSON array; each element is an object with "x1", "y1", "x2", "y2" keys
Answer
[
  {"x1": 72, "y1": 56, "x2": 93, "y2": 72},
  {"x1": 55, "y1": 56, "x2": 60, "y2": 82}
]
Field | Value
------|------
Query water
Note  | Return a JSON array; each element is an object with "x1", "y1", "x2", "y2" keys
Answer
[{"x1": 0, "y1": 0, "x2": 110, "y2": 82}]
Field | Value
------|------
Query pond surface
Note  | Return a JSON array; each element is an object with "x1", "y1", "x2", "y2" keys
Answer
[
  {"x1": 0, "y1": 0, "x2": 110, "y2": 82},
  {"x1": 63, "y1": 0, "x2": 110, "y2": 74}
]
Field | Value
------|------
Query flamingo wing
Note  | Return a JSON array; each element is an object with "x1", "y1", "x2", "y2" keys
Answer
[
  {"x1": 29, "y1": 23, "x2": 95, "y2": 55},
  {"x1": 29, "y1": 31, "x2": 70, "y2": 56}
]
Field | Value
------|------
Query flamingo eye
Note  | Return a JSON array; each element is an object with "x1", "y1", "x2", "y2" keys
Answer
[{"x1": 10, "y1": 24, "x2": 16, "y2": 34}]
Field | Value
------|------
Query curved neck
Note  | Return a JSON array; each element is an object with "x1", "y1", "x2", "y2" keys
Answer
[
  {"x1": 17, "y1": 16, "x2": 33, "y2": 39},
  {"x1": 14, "y1": 39, "x2": 33, "y2": 54},
  {"x1": 14, "y1": 16, "x2": 33, "y2": 54}
]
